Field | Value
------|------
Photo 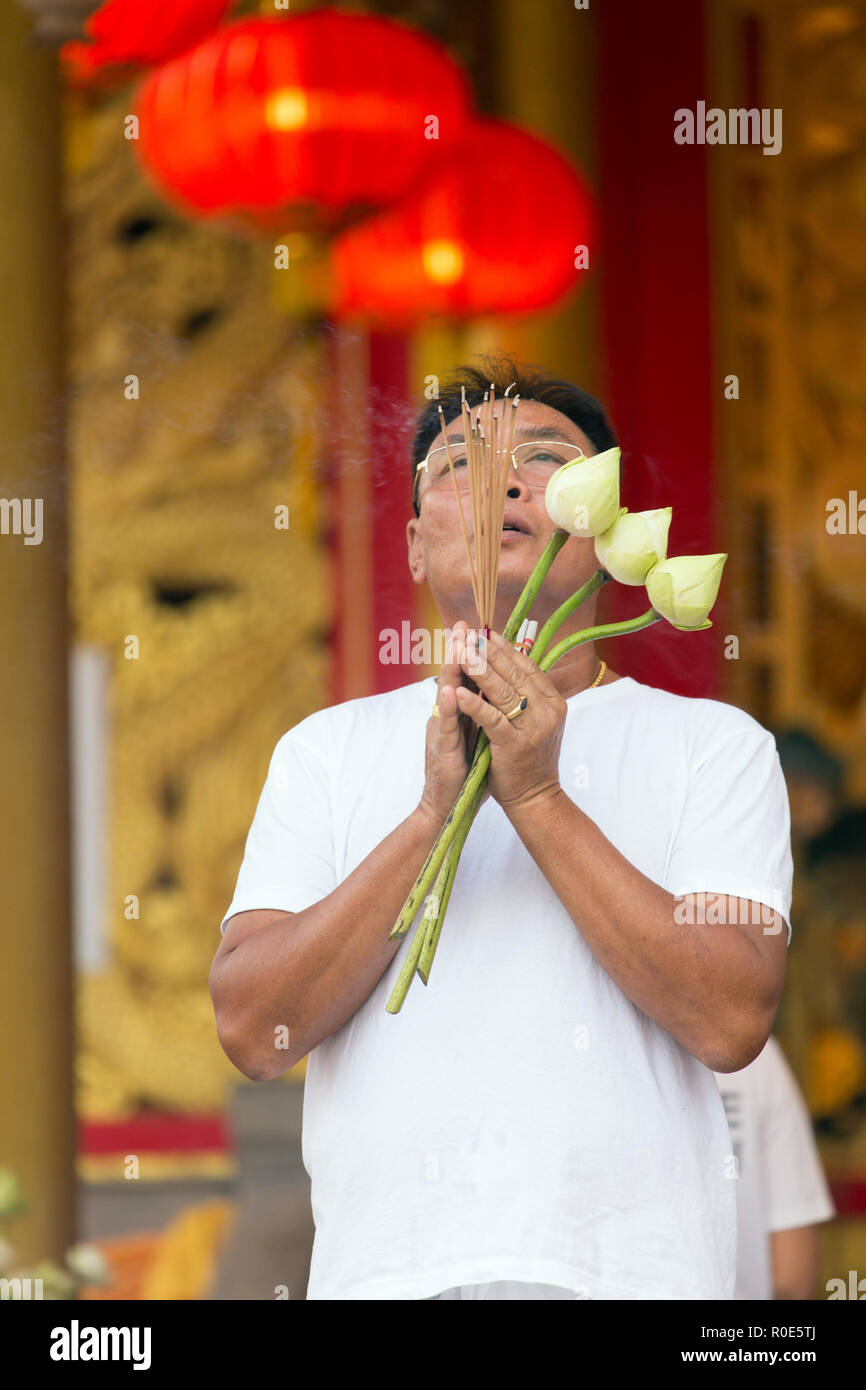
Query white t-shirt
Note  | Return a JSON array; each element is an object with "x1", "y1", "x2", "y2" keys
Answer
[
  {"x1": 220, "y1": 673, "x2": 794, "y2": 1300},
  {"x1": 713, "y1": 1036, "x2": 835, "y2": 1300}
]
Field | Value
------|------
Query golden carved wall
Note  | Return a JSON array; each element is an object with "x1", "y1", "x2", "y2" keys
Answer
[
  {"x1": 66, "y1": 88, "x2": 330, "y2": 1117},
  {"x1": 711, "y1": 2, "x2": 866, "y2": 1215},
  {"x1": 712, "y1": 0, "x2": 866, "y2": 788}
]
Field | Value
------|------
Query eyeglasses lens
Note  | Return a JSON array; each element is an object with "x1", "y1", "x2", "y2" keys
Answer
[{"x1": 423, "y1": 441, "x2": 584, "y2": 491}]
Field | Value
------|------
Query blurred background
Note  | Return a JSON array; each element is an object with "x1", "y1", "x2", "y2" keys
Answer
[{"x1": 1, "y1": 0, "x2": 864, "y2": 1300}]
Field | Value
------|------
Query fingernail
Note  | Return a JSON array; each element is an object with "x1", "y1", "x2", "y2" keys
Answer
[{"x1": 477, "y1": 632, "x2": 487, "y2": 652}]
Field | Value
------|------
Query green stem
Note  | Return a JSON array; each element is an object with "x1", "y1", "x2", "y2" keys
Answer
[
  {"x1": 388, "y1": 532, "x2": 571, "y2": 946},
  {"x1": 393, "y1": 612, "x2": 664, "y2": 1007},
  {"x1": 389, "y1": 612, "x2": 660, "y2": 946},
  {"x1": 416, "y1": 781, "x2": 483, "y2": 985},
  {"x1": 463, "y1": 566, "x2": 607, "y2": 776},
  {"x1": 539, "y1": 608, "x2": 662, "y2": 672},
  {"x1": 385, "y1": 902, "x2": 432, "y2": 1013},
  {"x1": 414, "y1": 852, "x2": 459, "y2": 988},
  {"x1": 388, "y1": 743, "x2": 491, "y2": 939},
  {"x1": 389, "y1": 530, "x2": 572, "y2": 945},
  {"x1": 387, "y1": 779, "x2": 484, "y2": 1012},
  {"x1": 386, "y1": 536, "x2": 643, "y2": 984},
  {"x1": 501, "y1": 528, "x2": 570, "y2": 643},
  {"x1": 531, "y1": 569, "x2": 609, "y2": 663},
  {"x1": 385, "y1": 605, "x2": 665, "y2": 1011}
]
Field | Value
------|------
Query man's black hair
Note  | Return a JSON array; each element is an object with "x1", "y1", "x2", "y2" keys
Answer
[{"x1": 410, "y1": 352, "x2": 619, "y2": 516}]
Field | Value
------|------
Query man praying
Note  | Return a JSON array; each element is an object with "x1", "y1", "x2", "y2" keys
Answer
[{"x1": 210, "y1": 356, "x2": 792, "y2": 1301}]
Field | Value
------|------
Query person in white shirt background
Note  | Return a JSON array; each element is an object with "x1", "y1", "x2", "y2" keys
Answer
[
  {"x1": 714, "y1": 1034, "x2": 835, "y2": 1300},
  {"x1": 210, "y1": 357, "x2": 793, "y2": 1301}
]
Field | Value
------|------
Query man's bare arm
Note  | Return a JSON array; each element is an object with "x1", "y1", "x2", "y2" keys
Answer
[
  {"x1": 503, "y1": 788, "x2": 787, "y2": 1073},
  {"x1": 210, "y1": 624, "x2": 481, "y2": 1081},
  {"x1": 453, "y1": 628, "x2": 788, "y2": 1073},
  {"x1": 770, "y1": 1225, "x2": 820, "y2": 1299},
  {"x1": 209, "y1": 803, "x2": 446, "y2": 1081}
]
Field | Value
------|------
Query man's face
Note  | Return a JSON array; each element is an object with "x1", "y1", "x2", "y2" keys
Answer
[{"x1": 406, "y1": 398, "x2": 603, "y2": 619}]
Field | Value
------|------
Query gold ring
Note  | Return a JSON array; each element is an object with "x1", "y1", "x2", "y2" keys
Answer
[
  {"x1": 432, "y1": 703, "x2": 440, "y2": 719},
  {"x1": 504, "y1": 695, "x2": 529, "y2": 721}
]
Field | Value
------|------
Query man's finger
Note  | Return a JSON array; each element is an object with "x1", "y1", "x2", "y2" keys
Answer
[
  {"x1": 459, "y1": 629, "x2": 521, "y2": 717},
  {"x1": 434, "y1": 680, "x2": 457, "y2": 726},
  {"x1": 454, "y1": 684, "x2": 516, "y2": 746},
  {"x1": 489, "y1": 629, "x2": 562, "y2": 700},
  {"x1": 438, "y1": 619, "x2": 470, "y2": 695}
]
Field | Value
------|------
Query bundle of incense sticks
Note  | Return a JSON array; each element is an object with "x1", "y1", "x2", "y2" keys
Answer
[{"x1": 438, "y1": 384, "x2": 519, "y2": 635}]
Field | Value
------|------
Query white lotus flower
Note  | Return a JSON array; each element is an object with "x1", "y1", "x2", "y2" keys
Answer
[
  {"x1": 645, "y1": 554, "x2": 727, "y2": 630},
  {"x1": 594, "y1": 507, "x2": 672, "y2": 584},
  {"x1": 544, "y1": 448, "x2": 621, "y2": 538}
]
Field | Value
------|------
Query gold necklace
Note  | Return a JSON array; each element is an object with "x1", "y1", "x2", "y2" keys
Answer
[{"x1": 588, "y1": 659, "x2": 607, "y2": 690}]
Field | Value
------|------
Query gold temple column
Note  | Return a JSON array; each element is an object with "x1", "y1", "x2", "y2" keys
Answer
[{"x1": 0, "y1": 0, "x2": 74, "y2": 1264}]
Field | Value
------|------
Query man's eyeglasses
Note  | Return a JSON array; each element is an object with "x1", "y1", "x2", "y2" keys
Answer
[{"x1": 415, "y1": 440, "x2": 587, "y2": 501}]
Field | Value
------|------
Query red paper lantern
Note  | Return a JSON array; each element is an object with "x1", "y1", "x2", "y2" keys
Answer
[
  {"x1": 61, "y1": 0, "x2": 233, "y2": 86},
  {"x1": 133, "y1": 10, "x2": 472, "y2": 234},
  {"x1": 332, "y1": 118, "x2": 595, "y2": 322}
]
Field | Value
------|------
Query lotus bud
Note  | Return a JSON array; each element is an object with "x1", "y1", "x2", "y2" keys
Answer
[
  {"x1": 645, "y1": 553, "x2": 727, "y2": 630},
  {"x1": 544, "y1": 448, "x2": 621, "y2": 538},
  {"x1": 594, "y1": 507, "x2": 672, "y2": 585}
]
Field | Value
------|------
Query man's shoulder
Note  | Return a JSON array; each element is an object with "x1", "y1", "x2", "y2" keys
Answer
[{"x1": 626, "y1": 678, "x2": 776, "y2": 751}]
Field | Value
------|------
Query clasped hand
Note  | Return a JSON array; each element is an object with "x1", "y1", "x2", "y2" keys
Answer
[{"x1": 456, "y1": 628, "x2": 567, "y2": 812}]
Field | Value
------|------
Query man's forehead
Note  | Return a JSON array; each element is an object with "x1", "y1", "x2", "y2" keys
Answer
[{"x1": 434, "y1": 399, "x2": 586, "y2": 444}]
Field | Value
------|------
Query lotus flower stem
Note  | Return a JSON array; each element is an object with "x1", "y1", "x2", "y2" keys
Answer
[
  {"x1": 387, "y1": 611, "x2": 663, "y2": 1006},
  {"x1": 416, "y1": 781, "x2": 483, "y2": 984},
  {"x1": 501, "y1": 527, "x2": 570, "y2": 642},
  {"x1": 457, "y1": 567, "x2": 608, "y2": 785},
  {"x1": 388, "y1": 742, "x2": 491, "y2": 940},
  {"x1": 384, "y1": 901, "x2": 433, "y2": 1014},
  {"x1": 538, "y1": 608, "x2": 662, "y2": 672},
  {"x1": 386, "y1": 781, "x2": 483, "y2": 1013},
  {"x1": 388, "y1": 529, "x2": 570, "y2": 944},
  {"x1": 395, "y1": 572, "x2": 612, "y2": 937},
  {"x1": 385, "y1": 792, "x2": 479, "y2": 1012},
  {"x1": 530, "y1": 569, "x2": 609, "y2": 664},
  {"x1": 386, "y1": 551, "x2": 661, "y2": 1009}
]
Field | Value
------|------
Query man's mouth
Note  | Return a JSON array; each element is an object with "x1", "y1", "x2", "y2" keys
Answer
[{"x1": 501, "y1": 511, "x2": 531, "y2": 535}]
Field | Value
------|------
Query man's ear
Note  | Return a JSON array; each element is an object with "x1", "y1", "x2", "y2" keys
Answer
[{"x1": 406, "y1": 514, "x2": 426, "y2": 584}]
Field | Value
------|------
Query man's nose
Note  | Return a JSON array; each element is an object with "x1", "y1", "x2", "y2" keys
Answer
[{"x1": 506, "y1": 474, "x2": 532, "y2": 499}]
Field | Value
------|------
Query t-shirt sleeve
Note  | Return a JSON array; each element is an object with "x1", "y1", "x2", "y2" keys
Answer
[
  {"x1": 760, "y1": 1038, "x2": 836, "y2": 1233},
  {"x1": 665, "y1": 726, "x2": 794, "y2": 944},
  {"x1": 219, "y1": 726, "x2": 336, "y2": 934}
]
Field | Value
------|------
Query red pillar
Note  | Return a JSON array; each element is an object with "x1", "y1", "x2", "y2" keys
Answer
[
  {"x1": 325, "y1": 326, "x2": 415, "y2": 704},
  {"x1": 596, "y1": 0, "x2": 722, "y2": 697},
  {"x1": 368, "y1": 331, "x2": 416, "y2": 694}
]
